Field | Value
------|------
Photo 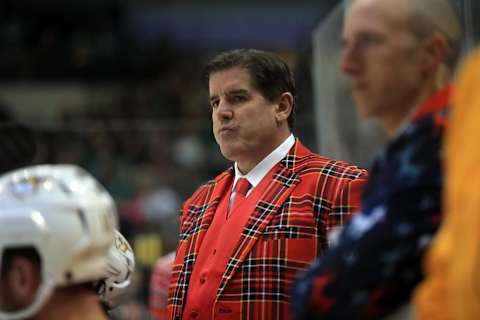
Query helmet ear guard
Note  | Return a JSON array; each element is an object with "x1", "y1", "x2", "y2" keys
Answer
[
  {"x1": 97, "y1": 230, "x2": 135, "y2": 309},
  {"x1": 0, "y1": 164, "x2": 118, "y2": 320}
]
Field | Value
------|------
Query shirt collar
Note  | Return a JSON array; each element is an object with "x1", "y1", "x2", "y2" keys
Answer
[
  {"x1": 411, "y1": 85, "x2": 452, "y2": 121},
  {"x1": 233, "y1": 134, "x2": 295, "y2": 190}
]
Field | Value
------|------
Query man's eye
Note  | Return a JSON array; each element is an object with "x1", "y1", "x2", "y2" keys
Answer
[
  {"x1": 210, "y1": 100, "x2": 219, "y2": 108},
  {"x1": 232, "y1": 95, "x2": 247, "y2": 103},
  {"x1": 359, "y1": 34, "x2": 383, "y2": 47}
]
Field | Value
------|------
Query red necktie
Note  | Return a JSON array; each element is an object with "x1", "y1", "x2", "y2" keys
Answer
[{"x1": 230, "y1": 178, "x2": 252, "y2": 214}]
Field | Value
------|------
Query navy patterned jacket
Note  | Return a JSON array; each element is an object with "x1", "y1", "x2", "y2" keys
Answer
[{"x1": 292, "y1": 87, "x2": 451, "y2": 320}]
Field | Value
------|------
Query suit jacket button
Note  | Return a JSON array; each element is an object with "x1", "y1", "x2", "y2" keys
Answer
[{"x1": 190, "y1": 310, "x2": 199, "y2": 318}]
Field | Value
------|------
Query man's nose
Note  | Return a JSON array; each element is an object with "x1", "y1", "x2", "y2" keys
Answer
[
  {"x1": 216, "y1": 101, "x2": 233, "y2": 121},
  {"x1": 341, "y1": 45, "x2": 361, "y2": 76}
]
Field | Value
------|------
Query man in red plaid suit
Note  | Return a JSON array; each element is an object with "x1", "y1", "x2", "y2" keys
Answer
[{"x1": 167, "y1": 49, "x2": 368, "y2": 320}]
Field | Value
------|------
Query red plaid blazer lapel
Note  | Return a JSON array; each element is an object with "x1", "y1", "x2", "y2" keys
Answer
[
  {"x1": 170, "y1": 170, "x2": 234, "y2": 314},
  {"x1": 216, "y1": 162, "x2": 301, "y2": 297},
  {"x1": 180, "y1": 170, "x2": 233, "y2": 248}
]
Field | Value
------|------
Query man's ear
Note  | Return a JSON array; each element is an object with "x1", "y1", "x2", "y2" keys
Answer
[
  {"x1": 275, "y1": 92, "x2": 294, "y2": 124},
  {"x1": 8, "y1": 256, "x2": 41, "y2": 306},
  {"x1": 419, "y1": 32, "x2": 451, "y2": 74}
]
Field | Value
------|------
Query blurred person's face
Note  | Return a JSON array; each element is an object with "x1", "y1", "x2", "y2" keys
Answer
[
  {"x1": 341, "y1": 0, "x2": 426, "y2": 134},
  {"x1": 209, "y1": 67, "x2": 291, "y2": 173},
  {"x1": 0, "y1": 256, "x2": 40, "y2": 313}
]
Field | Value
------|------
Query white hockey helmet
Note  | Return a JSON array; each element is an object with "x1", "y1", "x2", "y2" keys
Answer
[
  {"x1": 97, "y1": 229, "x2": 135, "y2": 309},
  {"x1": 0, "y1": 164, "x2": 118, "y2": 320}
]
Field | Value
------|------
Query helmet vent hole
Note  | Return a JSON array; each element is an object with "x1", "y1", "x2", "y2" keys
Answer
[{"x1": 65, "y1": 271, "x2": 73, "y2": 283}]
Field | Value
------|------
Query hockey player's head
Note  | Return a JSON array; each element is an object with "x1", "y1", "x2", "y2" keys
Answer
[{"x1": 0, "y1": 164, "x2": 118, "y2": 319}]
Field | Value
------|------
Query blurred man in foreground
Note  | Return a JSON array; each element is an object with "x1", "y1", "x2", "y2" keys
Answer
[
  {"x1": 0, "y1": 165, "x2": 118, "y2": 320},
  {"x1": 293, "y1": 0, "x2": 462, "y2": 318}
]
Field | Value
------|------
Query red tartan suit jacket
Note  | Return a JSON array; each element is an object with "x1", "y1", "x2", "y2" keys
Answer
[{"x1": 168, "y1": 140, "x2": 367, "y2": 320}]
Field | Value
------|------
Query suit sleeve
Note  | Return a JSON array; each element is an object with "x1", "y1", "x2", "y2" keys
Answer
[{"x1": 324, "y1": 168, "x2": 368, "y2": 238}]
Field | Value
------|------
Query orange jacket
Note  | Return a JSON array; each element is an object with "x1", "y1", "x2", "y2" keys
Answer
[{"x1": 414, "y1": 50, "x2": 480, "y2": 319}]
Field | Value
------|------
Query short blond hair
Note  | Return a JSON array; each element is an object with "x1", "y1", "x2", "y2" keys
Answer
[
  {"x1": 408, "y1": 0, "x2": 463, "y2": 70},
  {"x1": 346, "y1": 0, "x2": 463, "y2": 71}
]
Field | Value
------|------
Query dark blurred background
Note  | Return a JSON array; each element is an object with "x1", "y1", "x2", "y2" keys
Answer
[{"x1": 0, "y1": 0, "x2": 478, "y2": 318}]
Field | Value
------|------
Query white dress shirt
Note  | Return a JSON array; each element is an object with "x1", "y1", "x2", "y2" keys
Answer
[{"x1": 229, "y1": 134, "x2": 295, "y2": 207}]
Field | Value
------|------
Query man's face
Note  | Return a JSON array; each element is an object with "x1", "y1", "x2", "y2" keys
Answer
[
  {"x1": 0, "y1": 267, "x2": 20, "y2": 312},
  {"x1": 0, "y1": 256, "x2": 40, "y2": 314},
  {"x1": 0, "y1": 274, "x2": 12, "y2": 311},
  {"x1": 209, "y1": 67, "x2": 283, "y2": 171},
  {"x1": 341, "y1": 0, "x2": 424, "y2": 121}
]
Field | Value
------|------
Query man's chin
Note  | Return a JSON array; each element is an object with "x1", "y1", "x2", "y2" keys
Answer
[
  {"x1": 355, "y1": 105, "x2": 373, "y2": 118},
  {"x1": 219, "y1": 146, "x2": 239, "y2": 162},
  {"x1": 220, "y1": 144, "x2": 249, "y2": 163},
  {"x1": 354, "y1": 100, "x2": 378, "y2": 119}
]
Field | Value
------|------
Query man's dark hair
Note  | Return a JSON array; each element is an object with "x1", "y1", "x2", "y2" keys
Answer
[{"x1": 205, "y1": 49, "x2": 297, "y2": 130}]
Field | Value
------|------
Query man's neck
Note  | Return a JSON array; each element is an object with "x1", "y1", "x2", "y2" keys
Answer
[
  {"x1": 236, "y1": 130, "x2": 291, "y2": 174},
  {"x1": 383, "y1": 76, "x2": 449, "y2": 137},
  {"x1": 33, "y1": 289, "x2": 108, "y2": 320}
]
